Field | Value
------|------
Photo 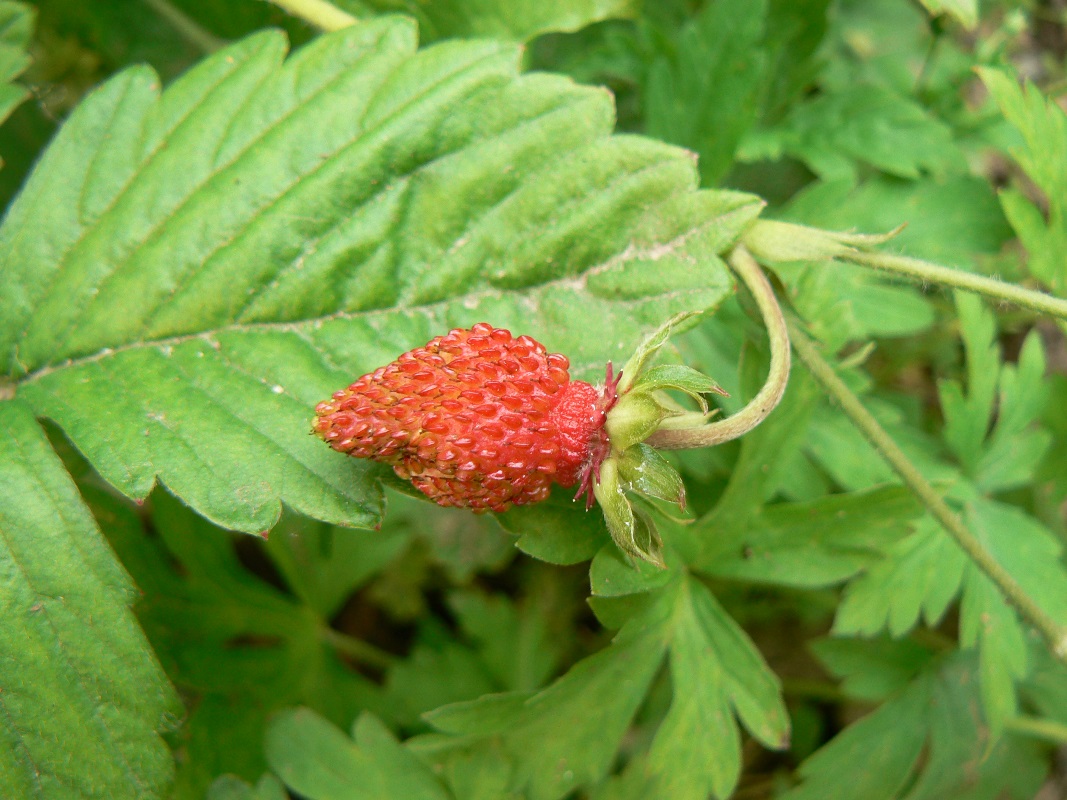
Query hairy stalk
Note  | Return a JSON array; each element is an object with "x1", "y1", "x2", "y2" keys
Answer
[
  {"x1": 320, "y1": 625, "x2": 395, "y2": 671},
  {"x1": 1005, "y1": 715, "x2": 1067, "y2": 745},
  {"x1": 647, "y1": 245, "x2": 790, "y2": 449},
  {"x1": 141, "y1": 0, "x2": 226, "y2": 52},
  {"x1": 268, "y1": 0, "x2": 357, "y2": 30},
  {"x1": 788, "y1": 319, "x2": 1067, "y2": 664},
  {"x1": 841, "y1": 249, "x2": 1067, "y2": 322}
]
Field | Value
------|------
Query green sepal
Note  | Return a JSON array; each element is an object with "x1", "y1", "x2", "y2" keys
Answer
[
  {"x1": 605, "y1": 391, "x2": 673, "y2": 452},
  {"x1": 593, "y1": 458, "x2": 666, "y2": 569},
  {"x1": 617, "y1": 312, "x2": 701, "y2": 395},
  {"x1": 741, "y1": 219, "x2": 903, "y2": 263},
  {"x1": 616, "y1": 444, "x2": 686, "y2": 510},
  {"x1": 629, "y1": 364, "x2": 728, "y2": 413}
]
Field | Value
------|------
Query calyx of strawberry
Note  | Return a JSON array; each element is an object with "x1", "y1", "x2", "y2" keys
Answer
[{"x1": 584, "y1": 312, "x2": 727, "y2": 568}]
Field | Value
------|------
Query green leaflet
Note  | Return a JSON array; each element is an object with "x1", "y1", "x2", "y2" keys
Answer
[
  {"x1": 417, "y1": 593, "x2": 671, "y2": 800},
  {"x1": 0, "y1": 1, "x2": 31, "y2": 127},
  {"x1": 980, "y1": 68, "x2": 1067, "y2": 294},
  {"x1": 415, "y1": 575, "x2": 787, "y2": 800},
  {"x1": 102, "y1": 489, "x2": 392, "y2": 798},
  {"x1": 647, "y1": 576, "x2": 789, "y2": 800},
  {"x1": 0, "y1": 400, "x2": 179, "y2": 799},
  {"x1": 265, "y1": 709, "x2": 450, "y2": 800},
  {"x1": 355, "y1": 0, "x2": 636, "y2": 43},
  {"x1": 2, "y1": 19, "x2": 755, "y2": 534},
  {"x1": 782, "y1": 649, "x2": 1046, "y2": 800},
  {"x1": 644, "y1": 0, "x2": 769, "y2": 184}
]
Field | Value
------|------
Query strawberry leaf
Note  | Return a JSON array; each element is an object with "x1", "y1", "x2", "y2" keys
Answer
[
  {"x1": 979, "y1": 68, "x2": 1067, "y2": 294},
  {"x1": 419, "y1": 593, "x2": 671, "y2": 800},
  {"x1": 3, "y1": 20, "x2": 753, "y2": 535},
  {"x1": 265, "y1": 708, "x2": 450, "y2": 800},
  {"x1": 647, "y1": 576, "x2": 789, "y2": 800},
  {"x1": 359, "y1": 0, "x2": 637, "y2": 43},
  {"x1": 101, "y1": 488, "x2": 391, "y2": 797},
  {"x1": 781, "y1": 650, "x2": 1047, "y2": 800},
  {"x1": 208, "y1": 774, "x2": 289, "y2": 800},
  {"x1": 0, "y1": 1, "x2": 31, "y2": 127},
  {"x1": 0, "y1": 400, "x2": 179, "y2": 799}
]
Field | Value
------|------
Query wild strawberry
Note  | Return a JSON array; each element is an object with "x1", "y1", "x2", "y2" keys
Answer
[
  {"x1": 314, "y1": 315, "x2": 735, "y2": 569},
  {"x1": 312, "y1": 323, "x2": 613, "y2": 513}
]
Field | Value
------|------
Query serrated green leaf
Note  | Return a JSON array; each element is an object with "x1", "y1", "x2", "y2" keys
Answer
[
  {"x1": 917, "y1": 0, "x2": 977, "y2": 28},
  {"x1": 783, "y1": 651, "x2": 1047, "y2": 800},
  {"x1": 648, "y1": 576, "x2": 789, "y2": 800},
  {"x1": 101, "y1": 488, "x2": 389, "y2": 796},
  {"x1": 263, "y1": 510, "x2": 410, "y2": 620},
  {"x1": 939, "y1": 292, "x2": 999, "y2": 476},
  {"x1": 266, "y1": 708, "x2": 450, "y2": 800},
  {"x1": 810, "y1": 636, "x2": 935, "y2": 702},
  {"x1": 700, "y1": 486, "x2": 922, "y2": 588},
  {"x1": 357, "y1": 0, "x2": 636, "y2": 43},
  {"x1": 207, "y1": 774, "x2": 289, "y2": 800},
  {"x1": 4, "y1": 20, "x2": 753, "y2": 534},
  {"x1": 0, "y1": 400, "x2": 178, "y2": 799},
  {"x1": 0, "y1": 1, "x2": 32, "y2": 126},
  {"x1": 834, "y1": 515, "x2": 965, "y2": 638},
  {"x1": 448, "y1": 589, "x2": 564, "y2": 692},
  {"x1": 980, "y1": 68, "x2": 1067, "y2": 293},
  {"x1": 420, "y1": 595, "x2": 671, "y2": 800},
  {"x1": 383, "y1": 618, "x2": 496, "y2": 725},
  {"x1": 977, "y1": 330, "x2": 1051, "y2": 493},
  {"x1": 836, "y1": 493, "x2": 1067, "y2": 733},
  {"x1": 495, "y1": 489, "x2": 609, "y2": 565},
  {"x1": 761, "y1": 84, "x2": 962, "y2": 181},
  {"x1": 645, "y1": 0, "x2": 769, "y2": 184},
  {"x1": 589, "y1": 541, "x2": 673, "y2": 597}
]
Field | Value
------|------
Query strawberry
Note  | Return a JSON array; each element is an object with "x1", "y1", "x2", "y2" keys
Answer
[
  {"x1": 314, "y1": 315, "x2": 732, "y2": 568},
  {"x1": 312, "y1": 323, "x2": 613, "y2": 513}
]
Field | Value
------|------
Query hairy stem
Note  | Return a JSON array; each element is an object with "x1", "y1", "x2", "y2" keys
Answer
[
  {"x1": 1004, "y1": 715, "x2": 1067, "y2": 745},
  {"x1": 647, "y1": 245, "x2": 791, "y2": 449},
  {"x1": 268, "y1": 0, "x2": 357, "y2": 31},
  {"x1": 841, "y1": 249, "x2": 1067, "y2": 322},
  {"x1": 788, "y1": 319, "x2": 1067, "y2": 664},
  {"x1": 141, "y1": 0, "x2": 226, "y2": 52},
  {"x1": 320, "y1": 625, "x2": 395, "y2": 671}
]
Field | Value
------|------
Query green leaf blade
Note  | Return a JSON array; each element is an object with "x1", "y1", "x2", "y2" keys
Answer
[
  {"x1": 0, "y1": 400, "x2": 179, "y2": 799},
  {"x1": 6, "y1": 19, "x2": 749, "y2": 532}
]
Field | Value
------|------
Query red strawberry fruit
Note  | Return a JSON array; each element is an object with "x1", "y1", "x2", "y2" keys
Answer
[
  {"x1": 312, "y1": 323, "x2": 616, "y2": 513},
  {"x1": 313, "y1": 315, "x2": 729, "y2": 567}
]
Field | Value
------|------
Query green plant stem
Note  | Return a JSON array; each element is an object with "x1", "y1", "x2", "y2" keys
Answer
[
  {"x1": 647, "y1": 245, "x2": 791, "y2": 449},
  {"x1": 1004, "y1": 715, "x2": 1067, "y2": 745},
  {"x1": 320, "y1": 626, "x2": 395, "y2": 671},
  {"x1": 141, "y1": 0, "x2": 226, "y2": 52},
  {"x1": 841, "y1": 249, "x2": 1067, "y2": 322},
  {"x1": 268, "y1": 0, "x2": 357, "y2": 31},
  {"x1": 787, "y1": 319, "x2": 1067, "y2": 665}
]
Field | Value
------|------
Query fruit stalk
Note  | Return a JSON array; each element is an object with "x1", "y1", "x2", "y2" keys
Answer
[
  {"x1": 788, "y1": 316, "x2": 1067, "y2": 664},
  {"x1": 646, "y1": 244, "x2": 790, "y2": 450},
  {"x1": 269, "y1": 0, "x2": 356, "y2": 31}
]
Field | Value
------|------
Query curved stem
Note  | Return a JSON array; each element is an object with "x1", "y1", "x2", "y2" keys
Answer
[
  {"x1": 142, "y1": 0, "x2": 226, "y2": 52},
  {"x1": 647, "y1": 245, "x2": 791, "y2": 450},
  {"x1": 320, "y1": 625, "x2": 396, "y2": 671},
  {"x1": 841, "y1": 249, "x2": 1067, "y2": 322},
  {"x1": 268, "y1": 0, "x2": 357, "y2": 31},
  {"x1": 788, "y1": 318, "x2": 1067, "y2": 665},
  {"x1": 1004, "y1": 715, "x2": 1067, "y2": 745}
]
